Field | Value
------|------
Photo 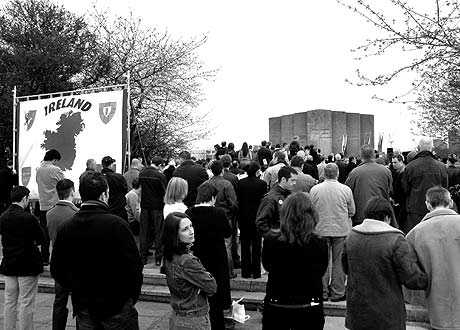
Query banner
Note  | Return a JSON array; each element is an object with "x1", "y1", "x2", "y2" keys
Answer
[{"x1": 17, "y1": 89, "x2": 127, "y2": 198}]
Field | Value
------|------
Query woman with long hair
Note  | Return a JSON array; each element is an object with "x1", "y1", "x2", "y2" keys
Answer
[
  {"x1": 161, "y1": 212, "x2": 217, "y2": 330},
  {"x1": 163, "y1": 177, "x2": 188, "y2": 218},
  {"x1": 238, "y1": 142, "x2": 252, "y2": 169},
  {"x1": 262, "y1": 193, "x2": 328, "y2": 330}
]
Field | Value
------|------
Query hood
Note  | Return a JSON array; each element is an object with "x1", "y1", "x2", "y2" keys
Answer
[{"x1": 353, "y1": 219, "x2": 403, "y2": 235}]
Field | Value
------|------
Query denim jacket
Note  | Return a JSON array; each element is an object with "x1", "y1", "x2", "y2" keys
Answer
[{"x1": 164, "y1": 253, "x2": 217, "y2": 316}]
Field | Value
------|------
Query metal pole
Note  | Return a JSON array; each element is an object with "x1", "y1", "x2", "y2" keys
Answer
[
  {"x1": 12, "y1": 86, "x2": 17, "y2": 171},
  {"x1": 126, "y1": 71, "x2": 131, "y2": 168}
]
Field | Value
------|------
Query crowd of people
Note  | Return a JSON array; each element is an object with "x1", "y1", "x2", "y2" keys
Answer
[{"x1": 0, "y1": 135, "x2": 459, "y2": 329}]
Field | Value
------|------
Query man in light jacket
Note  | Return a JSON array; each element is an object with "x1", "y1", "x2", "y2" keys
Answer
[
  {"x1": 310, "y1": 163, "x2": 355, "y2": 301},
  {"x1": 406, "y1": 186, "x2": 460, "y2": 330}
]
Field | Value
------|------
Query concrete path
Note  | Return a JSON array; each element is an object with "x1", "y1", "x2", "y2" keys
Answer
[{"x1": 0, "y1": 291, "x2": 430, "y2": 329}]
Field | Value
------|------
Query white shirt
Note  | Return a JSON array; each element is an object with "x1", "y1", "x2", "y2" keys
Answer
[{"x1": 163, "y1": 202, "x2": 187, "y2": 218}]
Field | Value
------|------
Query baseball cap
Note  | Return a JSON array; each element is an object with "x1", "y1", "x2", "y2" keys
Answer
[{"x1": 102, "y1": 156, "x2": 116, "y2": 167}]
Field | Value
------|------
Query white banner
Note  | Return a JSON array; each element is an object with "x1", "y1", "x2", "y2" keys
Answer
[{"x1": 18, "y1": 89, "x2": 126, "y2": 199}]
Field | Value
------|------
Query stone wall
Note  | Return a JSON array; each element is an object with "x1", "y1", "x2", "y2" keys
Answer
[{"x1": 269, "y1": 109, "x2": 374, "y2": 156}]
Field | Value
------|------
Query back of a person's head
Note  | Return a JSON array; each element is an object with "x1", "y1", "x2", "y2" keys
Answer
[
  {"x1": 178, "y1": 150, "x2": 191, "y2": 160},
  {"x1": 334, "y1": 153, "x2": 342, "y2": 161},
  {"x1": 10, "y1": 186, "x2": 30, "y2": 203},
  {"x1": 448, "y1": 154, "x2": 457, "y2": 164},
  {"x1": 210, "y1": 160, "x2": 223, "y2": 176},
  {"x1": 277, "y1": 166, "x2": 297, "y2": 183},
  {"x1": 196, "y1": 182, "x2": 218, "y2": 204},
  {"x1": 164, "y1": 177, "x2": 188, "y2": 204},
  {"x1": 132, "y1": 177, "x2": 140, "y2": 190},
  {"x1": 131, "y1": 158, "x2": 141, "y2": 168},
  {"x1": 324, "y1": 163, "x2": 339, "y2": 179},
  {"x1": 426, "y1": 186, "x2": 451, "y2": 208},
  {"x1": 221, "y1": 155, "x2": 232, "y2": 168},
  {"x1": 221, "y1": 141, "x2": 227, "y2": 147},
  {"x1": 364, "y1": 197, "x2": 394, "y2": 221},
  {"x1": 360, "y1": 144, "x2": 375, "y2": 161},
  {"x1": 56, "y1": 179, "x2": 74, "y2": 200},
  {"x1": 79, "y1": 172, "x2": 108, "y2": 202},
  {"x1": 246, "y1": 161, "x2": 260, "y2": 177},
  {"x1": 162, "y1": 212, "x2": 189, "y2": 261},
  {"x1": 290, "y1": 155, "x2": 304, "y2": 168},
  {"x1": 280, "y1": 192, "x2": 316, "y2": 245},
  {"x1": 418, "y1": 137, "x2": 433, "y2": 152},
  {"x1": 228, "y1": 142, "x2": 234, "y2": 150},
  {"x1": 44, "y1": 149, "x2": 61, "y2": 161},
  {"x1": 261, "y1": 140, "x2": 267, "y2": 147},
  {"x1": 275, "y1": 150, "x2": 286, "y2": 162}
]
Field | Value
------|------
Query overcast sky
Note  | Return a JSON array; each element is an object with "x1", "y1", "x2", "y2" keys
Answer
[{"x1": 61, "y1": 0, "x2": 420, "y2": 151}]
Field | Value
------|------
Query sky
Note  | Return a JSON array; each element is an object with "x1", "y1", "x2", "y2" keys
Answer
[{"x1": 60, "y1": 0, "x2": 421, "y2": 151}]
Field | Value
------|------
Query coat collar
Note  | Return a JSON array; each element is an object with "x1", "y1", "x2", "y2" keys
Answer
[
  {"x1": 353, "y1": 219, "x2": 403, "y2": 234},
  {"x1": 55, "y1": 200, "x2": 79, "y2": 211},
  {"x1": 422, "y1": 208, "x2": 457, "y2": 222}
]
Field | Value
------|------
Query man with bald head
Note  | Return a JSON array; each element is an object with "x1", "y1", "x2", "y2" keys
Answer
[
  {"x1": 345, "y1": 144, "x2": 393, "y2": 225},
  {"x1": 401, "y1": 137, "x2": 448, "y2": 233}
]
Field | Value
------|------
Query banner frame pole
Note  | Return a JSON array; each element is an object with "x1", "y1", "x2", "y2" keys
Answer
[
  {"x1": 126, "y1": 72, "x2": 131, "y2": 168},
  {"x1": 12, "y1": 86, "x2": 17, "y2": 171}
]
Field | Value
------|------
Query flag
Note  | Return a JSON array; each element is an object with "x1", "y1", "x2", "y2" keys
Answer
[{"x1": 341, "y1": 135, "x2": 348, "y2": 155}]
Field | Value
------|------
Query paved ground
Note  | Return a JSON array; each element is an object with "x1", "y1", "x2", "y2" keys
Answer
[{"x1": 0, "y1": 291, "x2": 430, "y2": 329}]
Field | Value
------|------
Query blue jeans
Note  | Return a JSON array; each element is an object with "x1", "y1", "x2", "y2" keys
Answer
[
  {"x1": 4, "y1": 276, "x2": 38, "y2": 330},
  {"x1": 169, "y1": 312, "x2": 211, "y2": 330},
  {"x1": 76, "y1": 299, "x2": 138, "y2": 330}
]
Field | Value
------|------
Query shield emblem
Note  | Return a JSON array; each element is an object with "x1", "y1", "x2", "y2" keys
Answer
[
  {"x1": 99, "y1": 102, "x2": 117, "y2": 124},
  {"x1": 22, "y1": 167, "x2": 31, "y2": 186},
  {"x1": 24, "y1": 110, "x2": 37, "y2": 131}
]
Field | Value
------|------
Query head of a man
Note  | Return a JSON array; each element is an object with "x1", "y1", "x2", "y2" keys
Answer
[
  {"x1": 44, "y1": 149, "x2": 61, "y2": 165},
  {"x1": 418, "y1": 137, "x2": 434, "y2": 152},
  {"x1": 101, "y1": 156, "x2": 116, "y2": 171},
  {"x1": 425, "y1": 186, "x2": 452, "y2": 211},
  {"x1": 360, "y1": 144, "x2": 375, "y2": 162},
  {"x1": 275, "y1": 151, "x2": 286, "y2": 163},
  {"x1": 210, "y1": 160, "x2": 224, "y2": 177},
  {"x1": 364, "y1": 197, "x2": 395, "y2": 224},
  {"x1": 324, "y1": 163, "x2": 339, "y2": 180},
  {"x1": 246, "y1": 161, "x2": 260, "y2": 177},
  {"x1": 86, "y1": 159, "x2": 96, "y2": 171},
  {"x1": 391, "y1": 154, "x2": 405, "y2": 172},
  {"x1": 79, "y1": 172, "x2": 109, "y2": 204},
  {"x1": 178, "y1": 151, "x2": 191, "y2": 165},
  {"x1": 151, "y1": 156, "x2": 164, "y2": 170},
  {"x1": 277, "y1": 166, "x2": 298, "y2": 191},
  {"x1": 261, "y1": 140, "x2": 267, "y2": 147},
  {"x1": 10, "y1": 186, "x2": 30, "y2": 208},
  {"x1": 334, "y1": 153, "x2": 342, "y2": 161},
  {"x1": 56, "y1": 179, "x2": 75, "y2": 201},
  {"x1": 290, "y1": 155, "x2": 304, "y2": 169},
  {"x1": 221, "y1": 155, "x2": 232, "y2": 169},
  {"x1": 196, "y1": 182, "x2": 218, "y2": 205}
]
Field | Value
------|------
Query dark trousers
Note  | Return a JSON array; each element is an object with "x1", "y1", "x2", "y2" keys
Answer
[
  {"x1": 231, "y1": 216, "x2": 240, "y2": 265},
  {"x1": 208, "y1": 295, "x2": 225, "y2": 330},
  {"x1": 139, "y1": 209, "x2": 163, "y2": 261},
  {"x1": 76, "y1": 299, "x2": 138, "y2": 330},
  {"x1": 53, "y1": 281, "x2": 70, "y2": 330},
  {"x1": 240, "y1": 233, "x2": 261, "y2": 278},
  {"x1": 405, "y1": 212, "x2": 424, "y2": 234},
  {"x1": 262, "y1": 300, "x2": 324, "y2": 330},
  {"x1": 39, "y1": 210, "x2": 50, "y2": 263}
]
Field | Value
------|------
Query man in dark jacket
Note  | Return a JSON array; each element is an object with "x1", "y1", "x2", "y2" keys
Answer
[
  {"x1": 100, "y1": 156, "x2": 128, "y2": 220},
  {"x1": 257, "y1": 140, "x2": 273, "y2": 170},
  {"x1": 447, "y1": 154, "x2": 460, "y2": 187},
  {"x1": 237, "y1": 162, "x2": 267, "y2": 278},
  {"x1": 51, "y1": 172, "x2": 143, "y2": 329},
  {"x1": 256, "y1": 166, "x2": 297, "y2": 236},
  {"x1": 173, "y1": 150, "x2": 209, "y2": 207},
  {"x1": 138, "y1": 156, "x2": 167, "y2": 265},
  {"x1": 0, "y1": 160, "x2": 18, "y2": 214},
  {"x1": 0, "y1": 186, "x2": 44, "y2": 329},
  {"x1": 402, "y1": 138, "x2": 448, "y2": 233}
]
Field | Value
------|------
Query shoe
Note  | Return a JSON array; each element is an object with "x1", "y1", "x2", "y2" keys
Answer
[{"x1": 330, "y1": 295, "x2": 346, "y2": 302}]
